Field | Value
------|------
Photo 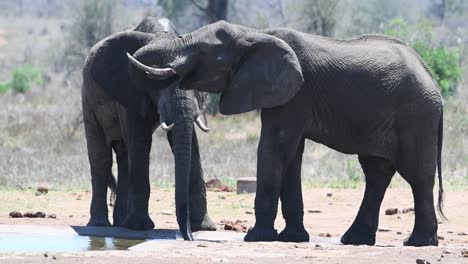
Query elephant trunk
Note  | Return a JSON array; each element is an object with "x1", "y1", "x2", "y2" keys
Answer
[{"x1": 172, "y1": 89, "x2": 195, "y2": 241}]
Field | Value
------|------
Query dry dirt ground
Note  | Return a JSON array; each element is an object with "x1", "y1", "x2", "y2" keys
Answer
[{"x1": 0, "y1": 188, "x2": 467, "y2": 263}]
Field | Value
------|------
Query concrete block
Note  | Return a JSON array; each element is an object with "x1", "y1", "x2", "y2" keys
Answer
[{"x1": 236, "y1": 177, "x2": 256, "y2": 194}]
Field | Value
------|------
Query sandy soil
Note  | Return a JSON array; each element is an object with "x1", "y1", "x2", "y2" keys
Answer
[{"x1": 1, "y1": 188, "x2": 467, "y2": 263}]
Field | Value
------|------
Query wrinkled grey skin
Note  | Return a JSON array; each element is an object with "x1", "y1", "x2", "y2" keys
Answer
[
  {"x1": 127, "y1": 21, "x2": 445, "y2": 246},
  {"x1": 81, "y1": 17, "x2": 216, "y2": 237}
]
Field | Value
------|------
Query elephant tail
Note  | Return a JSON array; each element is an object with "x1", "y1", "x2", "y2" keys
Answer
[
  {"x1": 108, "y1": 173, "x2": 117, "y2": 207},
  {"x1": 437, "y1": 109, "x2": 447, "y2": 222}
]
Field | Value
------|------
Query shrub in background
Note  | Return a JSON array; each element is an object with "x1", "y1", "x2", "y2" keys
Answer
[
  {"x1": 385, "y1": 18, "x2": 462, "y2": 96},
  {"x1": 0, "y1": 65, "x2": 43, "y2": 93}
]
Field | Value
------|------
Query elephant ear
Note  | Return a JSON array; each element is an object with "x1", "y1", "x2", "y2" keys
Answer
[
  {"x1": 219, "y1": 32, "x2": 303, "y2": 115},
  {"x1": 90, "y1": 31, "x2": 154, "y2": 116}
]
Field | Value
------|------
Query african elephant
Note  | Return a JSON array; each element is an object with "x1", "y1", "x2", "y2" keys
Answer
[
  {"x1": 126, "y1": 21, "x2": 445, "y2": 246},
  {"x1": 81, "y1": 17, "x2": 216, "y2": 239}
]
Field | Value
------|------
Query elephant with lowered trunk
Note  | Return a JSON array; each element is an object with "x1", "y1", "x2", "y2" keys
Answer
[
  {"x1": 127, "y1": 21, "x2": 445, "y2": 246},
  {"x1": 81, "y1": 17, "x2": 216, "y2": 239}
]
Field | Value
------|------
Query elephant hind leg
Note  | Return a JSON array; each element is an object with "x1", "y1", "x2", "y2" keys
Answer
[
  {"x1": 112, "y1": 140, "x2": 129, "y2": 227},
  {"x1": 341, "y1": 156, "x2": 395, "y2": 246},
  {"x1": 278, "y1": 138, "x2": 309, "y2": 242},
  {"x1": 396, "y1": 122, "x2": 439, "y2": 247}
]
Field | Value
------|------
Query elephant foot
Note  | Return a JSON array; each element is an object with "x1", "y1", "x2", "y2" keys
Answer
[
  {"x1": 403, "y1": 233, "x2": 438, "y2": 247},
  {"x1": 244, "y1": 225, "x2": 278, "y2": 242},
  {"x1": 112, "y1": 214, "x2": 125, "y2": 227},
  {"x1": 340, "y1": 228, "x2": 376, "y2": 246},
  {"x1": 87, "y1": 217, "x2": 112, "y2": 227},
  {"x1": 192, "y1": 215, "x2": 217, "y2": 232},
  {"x1": 278, "y1": 225, "x2": 309, "y2": 242},
  {"x1": 122, "y1": 213, "x2": 155, "y2": 230}
]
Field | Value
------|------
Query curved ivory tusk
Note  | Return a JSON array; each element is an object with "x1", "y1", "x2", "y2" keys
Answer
[
  {"x1": 161, "y1": 122, "x2": 174, "y2": 131},
  {"x1": 195, "y1": 116, "x2": 210, "y2": 132},
  {"x1": 126, "y1": 52, "x2": 176, "y2": 78}
]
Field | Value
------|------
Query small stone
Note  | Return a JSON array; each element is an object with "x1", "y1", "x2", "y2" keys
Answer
[
  {"x1": 44, "y1": 253, "x2": 48, "y2": 258},
  {"x1": 458, "y1": 232, "x2": 467, "y2": 236},
  {"x1": 378, "y1": 227, "x2": 392, "y2": 232},
  {"x1": 385, "y1": 208, "x2": 399, "y2": 215},
  {"x1": 438, "y1": 235, "x2": 444, "y2": 240},
  {"x1": 48, "y1": 214, "x2": 57, "y2": 219},
  {"x1": 35, "y1": 192, "x2": 42, "y2": 196},
  {"x1": 397, "y1": 231, "x2": 402, "y2": 235},
  {"x1": 245, "y1": 210, "x2": 253, "y2": 215},
  {"x1": 442, "y1": 249, "x2": 454, "y2": 254},
  {"x1": 197, "y1": 244, "x2": 208, "y2": 247},
  {"x1": 37, "y1": 186, "x2": 48, "y2": 194},
  {"x1": 447, "y1": 231, "x2": 453, "y2": 234},
  {"x1": 307, "y1": 209, "x2": 322, "y2": 214},
  {"x1": 318, "y1": 233, "x2": 331, "y2": 237},
  {"x1": 326, "y1": 193, "x2": 333, "y2": 197},
  {"x1": 402, "y1": 207, "x2": 414, "y2": 214},
  {"x1": 161, "y1": 210, "x2": 173, "y2": 215},
  {"x1": 9, "y1": 211, "x2": 23, "y2": 218},
  {"x1": 52, "y1": 256, "x2": 57, "y2": 260},
  {"x1": 416, "y1": 258, "x2": 430, "y2": 264},
  {"x1": 69, "y1": 215, "x2": 73, "y2": 218},
  {"x1": 315, "y1": 244, "x2": 322, "y2": 249}
]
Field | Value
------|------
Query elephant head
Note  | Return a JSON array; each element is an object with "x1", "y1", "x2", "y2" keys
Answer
[
  {"x1": 86, "y1": 17, "x2": 210, "y2": 240},
  {"x1": 126, "y1": 20, "x2": 304, "y2": 115}
]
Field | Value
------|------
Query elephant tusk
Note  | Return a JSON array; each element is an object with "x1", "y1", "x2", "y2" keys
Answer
[
  {"x1": 126, "y1": 52, "x2": 176, "y2": 78},
  {"x1": 161, "y1": 122, "x2": 174, "y2": 131},
  {"x1": 195, "y1": 116, "x2": 210, "y2": 132}
]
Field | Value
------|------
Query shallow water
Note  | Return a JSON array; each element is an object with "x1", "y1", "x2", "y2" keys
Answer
[{"x1": 0, "y1": 234, "x2": 145, "y2": 251}]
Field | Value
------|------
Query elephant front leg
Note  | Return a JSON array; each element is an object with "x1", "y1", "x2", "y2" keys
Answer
[
  {"x1": 244, "y1": 125, "x2": 297, "y2": 242},
  {"x1": 278, "y1": 138, "x2": 309, "y2": 242},
  {"x1": 122, "y1": 113, "x2": 155, "y2": 230},
  {"x1": 341, "y1": 156, "x2": 395, "y2": 245}
]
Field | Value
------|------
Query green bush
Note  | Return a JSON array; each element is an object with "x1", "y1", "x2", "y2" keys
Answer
[
  {"x1": 385, "y1": 19, "x2": 462, "y2": 96},
  {"x1": 0, "y1": 66, "x2": 43, "y2": 93}
]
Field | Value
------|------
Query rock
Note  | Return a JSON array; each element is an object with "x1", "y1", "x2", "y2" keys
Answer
[
  {"x1": 222, "y1": 219, "x2": 248, "y2": 233},
  {"x1": 35, "y1": 211, "x2": 46, "y2": 218},
  {"x1": 378, "y1": 227, "x2": 392, "y2": 232},
  {"x1": 447, "y1": 231, "x2": 453, "y2": 234},
  {"x1": 402, "y1": 207, "x2": 414, "y2": 214},
  {"x1": 35, "y1": 192, "x2": 42, "y2": 196},
  {"x1": 462, "y1": 249, "x2": 468, "y2": 257},
  {"x1": 397, "y1": 231, "x2": 402, "y2": 235},
  {"x1": 307, "y1": 209, "x2": 322, "y2": 214},
  {"x1": 9, "y1": 211, "x2": 23, "y2": 218},
  {"x1": 385, "y1": 208, "x2": 399, "y2": 215},
  {"x1": 48, "y1": 214, "x2": 56, "y2": 219},
  {"x1": 437, "y1": 235, "x2": 444, "y2": 240},
  {"x1": 206, "y1": 178, "x2": 235, "y2": 192},
  {"x1": 161, "y1": 210, "x2": 173, "y2": 215},
  {"x1": 24, "y1": 212, "x2": 38, "y2": 218},
  {"x1": 458, "y1": 232, "x2": 467, "y2": 236},
  {"x1": 245, "y1": 210, "x2": 254, "y2": 215},
  {"x1": 37, "y1": 186, "x2": 48, "y2": 194},
  {"x1": 319, "y1": 233, "x2": 331, "y2": 237},
  {"x1": 416, "y1": 258, "x2": 430, "y2": 264},
  {"x1": 44, "y1": 253, "x2": 48, "y2": 258},
  {"x1": 206, "y1": 178, "x2": 222, "y2": 188},
  {"x1": 326, "y1": 193, "x2": 333, "y2": 197}
]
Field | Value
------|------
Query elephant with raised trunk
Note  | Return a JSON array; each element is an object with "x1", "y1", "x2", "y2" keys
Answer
[
  {"x1": 126, "y1": 21, "x2": 445, "y2": 246},
  {"x1": 81, "y1": 17, "x2": 216, "y2": 239}
]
